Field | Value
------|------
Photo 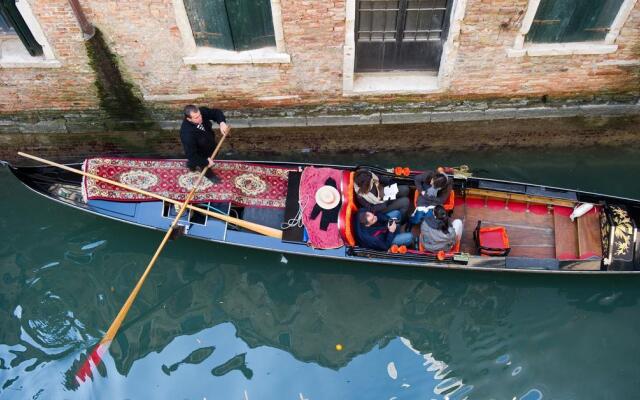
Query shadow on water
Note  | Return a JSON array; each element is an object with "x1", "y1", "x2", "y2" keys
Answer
[{"x1": 2, "y1": 145, "x2": 640, "y2": 398}]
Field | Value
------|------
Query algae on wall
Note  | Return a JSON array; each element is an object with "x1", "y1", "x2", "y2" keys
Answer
[{"x1": 84, "y1": 28, "x2": 156, "y2": 129}]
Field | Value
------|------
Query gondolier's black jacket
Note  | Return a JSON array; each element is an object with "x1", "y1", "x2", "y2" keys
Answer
[{"x1": 180, "y1": 107, "x2": 226, "y2": 169}]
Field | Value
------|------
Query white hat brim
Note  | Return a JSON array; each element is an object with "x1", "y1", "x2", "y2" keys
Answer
[{"x1": 315, "y1": 186, "x2": 340, "y2": 210}]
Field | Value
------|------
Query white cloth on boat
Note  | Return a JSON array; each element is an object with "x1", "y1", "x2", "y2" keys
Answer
[
  {"x1": 383, "y1": 183, "x2": 399, "y2": 201},
  {"x1": 411, "y1": 205, "x2": 435, "y2": 217}
]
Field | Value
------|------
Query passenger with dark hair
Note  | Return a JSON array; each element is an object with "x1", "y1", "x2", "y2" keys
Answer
[
  {"x1": 179, "y1": 104, "x2": 231, "y2": 183},
  {"x1": 419, "y1": 205, "x2": 463, "y2": 252},
  {"x1": 355, "y1": 209, "x2": 415, "y2": 251},
  {"x1": 414, "y1": 168, "x2": 452, "y2": 207},
  {"x1": 353, "y1": 168, "x2": 411, "y2": 219},
  {"x1": 410, "y1": 168, "x2": 453, "y2": 225}
]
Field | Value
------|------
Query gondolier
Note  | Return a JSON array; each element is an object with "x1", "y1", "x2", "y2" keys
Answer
[{"x1": 180, "y1": 104, "x2": 231, "y2": 182}]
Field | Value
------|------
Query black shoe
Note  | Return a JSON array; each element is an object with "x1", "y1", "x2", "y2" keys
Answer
[{"x1": 204, "y1": 170, "x2": 221, "y2": 184}]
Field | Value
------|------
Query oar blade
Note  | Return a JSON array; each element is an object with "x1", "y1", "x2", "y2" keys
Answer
[{"x1": 67, "y1": 341, "x2": 110, "y2": 389}]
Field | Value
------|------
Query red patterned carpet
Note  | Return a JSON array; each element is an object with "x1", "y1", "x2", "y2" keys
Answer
[{"x1": 82, "y1": 158, "x2": 293, "y2": 208}]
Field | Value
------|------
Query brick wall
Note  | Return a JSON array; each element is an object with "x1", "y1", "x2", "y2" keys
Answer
[
  {"x1": 0, "y1": 0, "x2": 638, "y2": 118},
  {"x1": 80, "y1": 0, "x2": 350, "y2": 105},
  {"x1": 449, "y1": 0, "x2": 640, "y2": 97},
  {"x1": 0, "y1": 0, "x2": 98, "y2": 113}
]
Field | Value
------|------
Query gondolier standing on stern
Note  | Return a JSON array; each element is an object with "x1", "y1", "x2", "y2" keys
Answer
[{"x1": 180, "y1": 104, "x2": 231, "y2": 183}]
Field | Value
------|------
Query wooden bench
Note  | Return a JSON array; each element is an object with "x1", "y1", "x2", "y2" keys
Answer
[
  {"x1": 577, "y1": 209, "x2": 602, "y2": 259},
  {"x1": 553, "y1": 207, "x2": 579, "y2": 260},
  {"x1": 553, "y1": 206, "x2": 602, "y2": 260}
]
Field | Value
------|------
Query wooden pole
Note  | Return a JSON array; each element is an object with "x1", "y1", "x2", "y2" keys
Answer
[
  {"x1": 18, "y1": 138, "x2": 280, "y2": 384},
  {"x1": 71, "y1": 136, "x2": 230, "y2": 383},
  {"x1": 17, "y1": 151, "x2": 283, "y2": 239}
]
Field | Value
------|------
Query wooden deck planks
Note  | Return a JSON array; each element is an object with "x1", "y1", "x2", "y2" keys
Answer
[
  {"x1": 577, "y1": 210, "x2": 603, "y2": 259},
  {"x1": 553, "y1": 209, "x2": 579, "y2": 260},
  {"x1": 453, "y1": 198, "x2": 556, "y2": 258}
]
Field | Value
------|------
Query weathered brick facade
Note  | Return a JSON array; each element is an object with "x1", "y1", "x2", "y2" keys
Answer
[
  {"x1": 0, "y1": 0, "x2": 638, "y2": 119},
  {"x1": 1, "y1": 0, "x2": 97, "y2": 112},
  {"x1": 450, "y1": 0, "x2": 640, "y2": 97}
]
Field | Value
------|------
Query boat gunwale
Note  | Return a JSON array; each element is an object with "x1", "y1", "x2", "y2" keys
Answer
[{"x1": 5, "y1": 160, "x2": 640, "y2": 275}]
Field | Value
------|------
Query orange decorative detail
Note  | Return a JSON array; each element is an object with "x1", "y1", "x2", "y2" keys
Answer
[
  {"x1": 390, "y1": 244, "x2": 399, "y2": 253},
  {"x1": 443, "y1": 190, "x2": 455, "y2": 211},
  {"x1": 394, "y1": 166, "x2": 403, "y2": 176},
  {"x1": 402, "y1": 167, "x2": 411, "y2": 176},
  {"x1": 398, "y1": 245, "x2": 407, "y2": 254},
  {"x1": 344, "y1": 172, "x2": 357, "y2": 246},
  {"x1": 452, "y1": 238, "x2": 461, "y2": 253},
  {"x1": 437, "y1": 250, "x2": 446, "y2": 261}
]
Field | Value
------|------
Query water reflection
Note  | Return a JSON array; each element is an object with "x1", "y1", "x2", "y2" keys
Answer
[{"x1": 2, "y1": 223, "x2": 640, "y2": 398}]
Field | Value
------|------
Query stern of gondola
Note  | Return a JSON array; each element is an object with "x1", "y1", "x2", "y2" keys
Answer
[{"x1": 601, "y1": 203, "x2": 639, "y2": 271}]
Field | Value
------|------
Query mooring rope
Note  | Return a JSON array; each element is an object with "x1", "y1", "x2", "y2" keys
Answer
[{"x1": 281, "y1": 195, "x2": 309, "y2": 230}]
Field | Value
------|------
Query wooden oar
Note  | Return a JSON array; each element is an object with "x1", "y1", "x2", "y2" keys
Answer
[
  {"x1": 17, "y1": 151, "x2": 282, "y2": 239},
  {"x1": 74, "y1": 137, "x2": 233, "y2": 383}
]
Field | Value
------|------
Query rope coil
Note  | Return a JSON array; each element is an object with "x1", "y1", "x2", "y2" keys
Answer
[{"x1": 281, "y1": 195, "x2": 309, "y2": 230}]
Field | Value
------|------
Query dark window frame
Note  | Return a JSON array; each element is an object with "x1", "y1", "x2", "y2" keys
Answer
[
  {"x1": 0, "y1": 0, "x2": 43, "y2": 56},
  {"x1": 0, "y1": 7, "x2": 15, "y2": 34},
  {"x1": 526, "y1": 0, "x2": 625, "y2": 43},
  {"x1": 183, "y1": 0, "x2": 276, "y2": 51}
]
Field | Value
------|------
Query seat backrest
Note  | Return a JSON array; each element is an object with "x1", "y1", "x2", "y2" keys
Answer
[
  {"x1": 443, "y1": 190, "x2": 455, "y2": 211},
  {"x1": 339, "y1": 171, "x2": 358, "y2": 246},
  {"x1": 473, "y1": 221, "x2": 511, "y2": 256}
]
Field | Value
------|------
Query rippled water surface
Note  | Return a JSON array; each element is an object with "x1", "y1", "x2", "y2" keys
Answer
[{"x1": 1, "y1": 146, "x2": 640, "y2": 399}]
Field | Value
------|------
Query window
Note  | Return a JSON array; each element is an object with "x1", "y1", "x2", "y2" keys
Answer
[
  {"x1": 183, "y1": 0, "x2": 275, "y2": 51},
  {"x1": 0, "y1": 9, "x2": 15, "y2": 34},
  {"x1": 507, "y1": 0, "x2": 636, "y2": 57},
  {"x1": 526, "y1": 0, "x2": 624, "y2": 43},
  {"x1": 0, "y1": 0, "x2": 42, "y2": 56},
  {"x1": 173, "y1": 0, "x2": 289, "y2": 65}
]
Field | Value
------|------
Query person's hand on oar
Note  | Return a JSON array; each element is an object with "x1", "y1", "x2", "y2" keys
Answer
[{"x1": 219, "y1": 121, "x2": 231, "y2": 137}]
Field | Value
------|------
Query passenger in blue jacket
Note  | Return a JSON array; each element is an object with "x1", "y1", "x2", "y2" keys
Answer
[
  {"x1": 355, "y1": 209, "x2": 414, "y2": 251},
  {"x1": 180, "y1": 104, "x2": 231, "y2": 182}
]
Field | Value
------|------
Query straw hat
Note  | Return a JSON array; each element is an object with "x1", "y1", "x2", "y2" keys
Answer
[{"x1": 315, "y1": 185, "x2": 340, "y2": 210}]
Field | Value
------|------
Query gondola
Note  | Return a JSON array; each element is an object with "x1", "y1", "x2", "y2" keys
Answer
[{"x1": 5, "y1": 156, "x2": 640, "y2": 274}]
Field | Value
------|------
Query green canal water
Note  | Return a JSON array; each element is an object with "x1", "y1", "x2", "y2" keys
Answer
[{"x1": 1, "y1": 145, "x2": 640, "y2": 399}]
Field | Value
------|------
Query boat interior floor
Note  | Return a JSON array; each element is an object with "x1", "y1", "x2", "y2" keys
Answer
[
  {"x1": 449, "y1": 191, "x2": 603, "y2": 260},
  {"x1": 452, "y1": 198, "x2": 555, "y2": 258}
]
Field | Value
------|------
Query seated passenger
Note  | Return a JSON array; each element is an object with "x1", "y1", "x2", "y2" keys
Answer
[
  {"x1": 420, "y1": 205, "x2": 463, "y2": 252},
  {"x1": 414, "y1": 168, "x2": 452, "y2": 207},
  {"x1": 411, "y1": 168, "x2": 453, "y2": 225},
  {"x1": 355, "y1": 209, "x2": 414, "y2": 251},
  {"x1": 353, "y1": 168, "x2": 410, "y2": 220}
]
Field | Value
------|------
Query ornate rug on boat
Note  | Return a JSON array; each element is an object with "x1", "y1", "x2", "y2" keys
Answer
[{"x1": 82, "y1": 157, "x2": 292, "y2": 208}]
